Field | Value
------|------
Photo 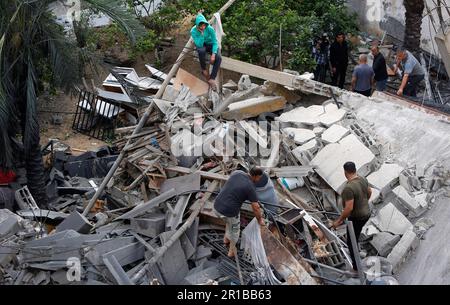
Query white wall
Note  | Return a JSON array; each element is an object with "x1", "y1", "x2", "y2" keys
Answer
[{"x1": 346, "y1": 0, "x2": 450, "y2": 56}]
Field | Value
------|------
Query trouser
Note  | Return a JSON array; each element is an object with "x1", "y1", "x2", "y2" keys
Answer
[
  {"x1": 331, "y1": 64, "x2": 348, "y2": 89},
  {"x1": 347, "y1": 216, "x2": 370, "y2": 271},
  {"x1": 375, "y1": 79, "x2": 387, "y2": 91},
  {"x1": 314, "y1": 64, "x2": 327, "y2": 83},
  {"x1": 214, "y1": 208, "x2": 240, "y2": 244},
  {"x1": 404, "y1": 74, "x2": 424, "y2": 97},
  {"x1": 355, "y1": 89, "x2": 372, "y2": 97},
  {"x1": 197, "y1": 44, "x2": 222, "y2": 80}
]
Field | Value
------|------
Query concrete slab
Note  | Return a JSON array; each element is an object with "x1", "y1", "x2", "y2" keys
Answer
[
  {"x1": 392, "y1": 186, "x2": 427, "y2": 217},
  {"x1": 157, "y1": 237, "x2": 189, "y2": 284},
  {"x1": 310, "y1": 134, "x2": 375, "y2": 193},
  {"x1": 223, "y1": 96, "x2": 287, "y2": 120},
  {"x1": 56, "y1": 211, "x2": 93, "y2": 234},
  {"x1": 367, "y1": 163, "x2": 404, "y2": 197},
  {"x1": 277, "y1": 105, "x2": 325, "y2": 126},
  {"x1": 0, "y1": 209, "x2": 21, "y2": 239},
  {"x1": 160, "y1": 173, "x2": 201, "y2": 196},
  {"x1": 292, "y1": 139, "x2": 318, "y2": 162},
  {"x1": 283, "y1": 128, "x2": 316, "y2": 145},
  {"x1": 371, "y1": 202, "x2": 413, "y2": 235},
  {"x1": 387, "y1": 228, "x2": 419, "y2": 273},
  {"x1": 313, "y1": 126, "x2": 325, "y2": 135},
  {"x1": 318, "y1": 108, "x2": 347, "y2": 127},
  {"x1": 370, "y1": 232, "x2": 401, "y2": 257},
  {"x1": 321, "y1": 124, "x2": 349, "y2": 143}
]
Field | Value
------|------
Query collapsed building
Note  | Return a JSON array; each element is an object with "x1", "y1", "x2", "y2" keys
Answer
[{"x1": 1, "y1": 28, "x2": 450, "y2": 286}]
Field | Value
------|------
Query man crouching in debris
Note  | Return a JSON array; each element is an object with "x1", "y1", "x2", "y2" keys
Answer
[
  {"x1": 213, "y1": 168, "x2": 265, "y2": 257},
  {"x1": 332, "y1": 162, "x2": 372, "y2": 272},
  {"x1": 191, "y1": 12, "x2": 222, "y2": 91},
  {"x1": 394, "y1": 46, "x2": 425, "y2": 97}
]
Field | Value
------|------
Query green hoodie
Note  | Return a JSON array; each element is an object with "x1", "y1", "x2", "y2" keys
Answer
[{"x1": 190, "y1": 14, "x2": 219, "y2": 54}]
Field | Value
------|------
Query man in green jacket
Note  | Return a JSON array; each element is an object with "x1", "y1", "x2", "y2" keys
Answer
[{"x1": 190, "y1": 13, "x2": 222, "y2": 90}]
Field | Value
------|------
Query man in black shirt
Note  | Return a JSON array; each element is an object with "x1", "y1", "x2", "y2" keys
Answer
[
  {"x1": 214, "y1": 168, "x2": 265, "y2": 257},
  {"x1": 371, "y1": 45, "x2": 388, "y2": 91},
  {"x1": 330, "y1": 32, "x2": 349, "y2": 89}
]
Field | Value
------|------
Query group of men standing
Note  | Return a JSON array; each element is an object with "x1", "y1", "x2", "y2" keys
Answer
[{"x1": 312, "y1": 33, "x2": 425, "y2": 98}]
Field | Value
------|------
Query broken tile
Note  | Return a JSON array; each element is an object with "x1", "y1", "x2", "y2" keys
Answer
[{"x1": 318, "y1": 108, "x2": 347, "y2": 127}]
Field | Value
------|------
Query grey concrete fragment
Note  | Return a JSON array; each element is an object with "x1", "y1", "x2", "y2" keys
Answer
[
  {"x1": 103, "y1": 255, "x2": 133, "y2": 285},
  {"x1": 185, "y1": 217, "x2": 199, "y2": 250},
  {"x1": 413, "y1": 217, "x2": 435, "y2": 238},
  {"x1": 84, "y1": 236, "x2": 135, "y2": 266},
  {"x1": 392, "y1": 186, "x2": 427, "y2": 217},
  {"x1": 238, "y1": 75, "x2": 252, "y2": 91},
  {"x1": 367, "y1": 163, "x2": 404, "y2": 197},
  {"x1": 56, "y1": 211, "x2": 93, "y2": 234},
  {"x1": 371, "y1": 202, "x2": 413, "y2": 235},
  {"x1": 194, "y1": 245, "x2": 213, "y2": 261},
  {"x1": 0, "y1": 241, "x2": 18, "y2": 267},
  {"x1": 180, "y1": 233, "x2": 196, "y2": 260},
  {"x1": 0, "y1": 214, "x2": 20, "y2": 239},
  {"x1": 157, "y1": 237, "x2": 189, "y2": 284},
  {"x1": 130, "y1": 212, "x2": 166, "y2": 238},
  {"x1": 102, "y1": 242, "x2": 145, "y2": 267},
  {"x1": 160, "y1": 173, "x2": 201, "y2": 196},
  {"x1": 387, "y1": 229, "x2": 419, "y2": 273},
  {"x1": 166, "y1": 194, "x2": 191, "y2": 231},
  {"x1": 369, "y1": 232, "x2": 401, "y2": 257}
]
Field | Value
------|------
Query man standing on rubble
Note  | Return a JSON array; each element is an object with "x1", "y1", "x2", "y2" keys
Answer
[
  {"x1": 371, "y1": 45, "x2": 388, "y2": 91},
  {"x1": 332, "y1": 162, "x2": 372, "y2": 272},
  {"x1": 213, "y1": 168, "x2": 265, "y2": 257},
  {"x1": 191, "y1": 13, "x2": 222, "y2": 91},
  {"x1": 351, "y1": 54, "x2": 374, "y2": 97},
  {"x1": 330, "y1": 32, "x2": 349, "y2": 89},
  {"x1": 394, "y1": 46, "x2": 425, "y2": 97}
]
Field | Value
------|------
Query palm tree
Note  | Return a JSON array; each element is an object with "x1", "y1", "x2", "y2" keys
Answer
[
  {"x1": 0, "y1": 0, "x2": 144, "y2": 207},
  {"x1": 403, "y1": 0, "x2": 425, "y2": 54}
]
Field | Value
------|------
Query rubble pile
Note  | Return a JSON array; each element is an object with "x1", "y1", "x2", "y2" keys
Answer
[{"x1": 1, "y1": 56, "x2": 449, "y2": 285}]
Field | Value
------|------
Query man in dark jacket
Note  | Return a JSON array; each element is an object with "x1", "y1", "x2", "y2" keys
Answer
[
  {"x1": 330, "y1": 32, "x2": 349, "y2": 89},
  {"x1": 371, "y1": 45, "x2": 388, "y2": 91}
]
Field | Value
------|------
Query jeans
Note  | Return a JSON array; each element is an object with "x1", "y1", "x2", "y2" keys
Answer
[
  {"x1": 347, "y1": 216, "x2": 370, "y2": 271},
  {"x1": 404, "y1": 74, "x2": 424, "y2": 97},
  {"x1": 331, "y1": 64, "x2": 348, "y2": 89},
  {"x1": 197, "y1": 44, "x2": 222, "y2": 80},
  {"x1": 314, "y1": 64, "x2": 327, "y2": 83},
  {"x1": 375, "y1": 79, "x2": 387, "y2": 91}
]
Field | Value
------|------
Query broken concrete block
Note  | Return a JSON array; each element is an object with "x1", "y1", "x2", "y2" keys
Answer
[
  {"x1": 369, "y1": 232, "x2": 401, "y2": 257},
  {"x1": 283, "y1": 128, "x2": 316, "y2": 145},
  {"x1": 362, "y1": 256, "x2": 393, "y2": 279},
  {"x1": 310, "y1": 134, "x2": 375, "y2": 193},
  {"x1": 387, "y1": 228, "x2": 419, "y2": 273},
  {"x1": 261, "y1": 81, "x2": 301, "y2": 104},
  {"x1": 194, "y1": 245, "x2": 213, "y2": 261},
  {"x1": 130, "y1": 212, "x2": 165, "y2": 238},
  {"x1": 321, "y1": 124, "x2": 349, "y2": 144},
  {"x1": 56, "y1": 211, "x2": 93, "y2": 234},
  {"x1": 223, "y1": 96, "x2": 286, "y2": 120},
  {"x1": 413, "y1": 217, "x2": 434, "y2": 238},
  {"x1": 0, "y1": 209, "x2": 21, "y2": 239},
  {"x1": 392, "y1": 186, "x2": 427, "y2": 217},
  {"x1": 292, "y1": 139, "x2": 318, "y2": 159},
  {"x1": 360, "y1": 223, "x2": 380, "y2": 240},
  {"x1": 157, "y1": 237, "x2": 189, "y2": 284},
  {"x1": 369, "y1": 188, "x2": 381, "y2": 205},
  {"x1": 160, "y1": 173, "x2": 201, "y2": 196},
  {"x1": 318, "y1": 108, "x2": 347, "y2": 127},
  {"x1": 367, "y1": 163, "x2": 404, "y2": 197},
  {"x1": 371, "y1": 202, "x2": 413, "y2": 235},
  {"x1": 0, "y1": 241, "x2": 18, "y2": 267},
  {"x1": 277, "y1": 105, "x2": 324, "y2": 126},
  {"x1": 313, "y1": 126, "x2": 325, "y2": 135},
  {"x1": 223, "y1": 79, "x2": 238, "y2": 90},
  {"x1": 238, "y1": 75, "x2": 252, "y2": 91}
]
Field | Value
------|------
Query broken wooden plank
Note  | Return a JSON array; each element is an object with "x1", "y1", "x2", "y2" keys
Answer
[
  {"x1": 173, "y1": 68, "x2": 209, "y2": 97},
  {"x1": 165, "y1": 166, "x2": 229, "y2": 181}
]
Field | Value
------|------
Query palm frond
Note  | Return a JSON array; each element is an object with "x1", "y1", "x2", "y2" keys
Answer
[{"x1": 82, "y1": 0, "x2": 146, "y2": 45}]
